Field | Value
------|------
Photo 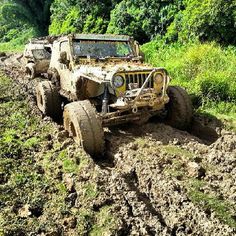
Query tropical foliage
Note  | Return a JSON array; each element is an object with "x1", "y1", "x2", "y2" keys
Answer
[
  {"x1": 1, "y1": 0, "x2": 53, "y2": 36},
  {"x1": 0, "y1": 0, "x2": 235, "y2": 46},
  {"x1": 167, "y1": 0, "x2": 236, "y2": 45}
]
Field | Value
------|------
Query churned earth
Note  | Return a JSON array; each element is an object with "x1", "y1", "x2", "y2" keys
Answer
[{"x1": 0, "y1": 53, "x2": 235, "y2": 235}]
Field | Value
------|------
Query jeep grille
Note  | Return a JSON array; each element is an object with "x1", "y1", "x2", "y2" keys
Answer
[{"x1": 125, "y1": 73, "x2": 154, "y2": 89}]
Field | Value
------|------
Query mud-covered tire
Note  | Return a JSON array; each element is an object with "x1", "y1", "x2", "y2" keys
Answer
[
  {"x1": 165, "y1": 86, "x2": 193, "y2": 130},
  {"x1": 63, "y1": 100, "x2": 104, "y2": 157},
  {"x1": 36, "y1": 81, "x2": 61, "y2": 119},
  {"x1": 25, "y1": 63, "x2": 36, "y2": 79}
]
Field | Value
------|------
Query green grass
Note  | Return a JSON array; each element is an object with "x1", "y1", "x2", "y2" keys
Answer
[
  {"x1": 163, "y1": 145, "x2": 194, "y2": 159},
  {"x1": 187, "y1": 179, "x2": 236, "y2": 228},
  {"x1": 57, "y1": 149, "x2": 88, "y2": 174},
  {"x1": 83, "y1": 183, "x2": 98, "y2": 199},
  {"x1": 0, "y1": 42, "x2": 24, "y2": 52},
  {"x1": 76, "y1": 206, "x2": 118, "y2": 235},
  {"x1": 90, "y1": 206, "x2": 117, "y2": 236},
  {"x1": 162, "y1": 145, "x2": 194, "y2": 179},
  {"x1": 0, "y1": 75, "x2": 90, "y2": 234},
  {"x1": 141, "y1": 40, "x2": 236, "y2": 123},
  {"x1": 0, "y1": 27, "x2": 35, "y2": 53}
]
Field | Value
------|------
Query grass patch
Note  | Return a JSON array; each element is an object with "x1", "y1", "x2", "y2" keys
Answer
[
  {"x1": 162, "y1": 145, "x2": 194, "y2": 178},
  {"x1": 57, "y1": 149, "x2": 83, "y2": 174},
  {"x1": 83, "y1": 183, "x2": 98, "y2": 200},
  {"x1": 0, "y1": 27, "x2": 35, "y2": 53},
  {"x1": 0, "y1": 42, "x2": 24, "y2": 53},
  {"x1": 141, "y1": 40, "x2": 236, "y2": 121},
  {"x1": 0, "y1": 75, "x2": 73, "y2": 234},
  {"x1": 90, "y1": 206, "x2": 117, "y2": 236},
  {"x1": 163, "y1": 145, "x2": 194, "y2": 159},
  {"x1": 77, "y1": 209, "x2": 94, "y2": 234},
  {"x1": 187, "y1": 179, "x2": 236, "y2": 228},
  {"x1": 198, "y1": 101, "x2": 236, "y2": 131},
  {"x1": 23, "y1": 137, "x2": 41, "y2": 149}
]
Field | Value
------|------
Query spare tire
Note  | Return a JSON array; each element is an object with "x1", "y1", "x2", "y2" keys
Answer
[{"x1": 25, "y1": 63, "x2": 36, "y2": 79}]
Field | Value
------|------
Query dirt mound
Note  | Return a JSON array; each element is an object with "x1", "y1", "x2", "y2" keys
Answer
[
  {"x1": 101, "y1": 122, "x2": 236, "y2": 235},
  {"x1": 0, "y1": 54, "x2": 235, "y2": 235}
]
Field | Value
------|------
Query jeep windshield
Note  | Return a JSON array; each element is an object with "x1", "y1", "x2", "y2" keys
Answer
[
  {"x1": 72, "y1": 40, "x2": 133, "y2": 59},
  {"x1": 32, "y1": 49, "x2": 51, "y2": 60}
]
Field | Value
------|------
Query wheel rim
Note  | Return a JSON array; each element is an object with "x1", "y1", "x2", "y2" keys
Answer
[
  {"x1": 26, "y1": 67, "x2": 31, "y2": 76},
  {"x1": 69, "y1": 121, "x2": 81, "y2": 144},
  {"x1": 39, "y1": 94, "x2": 43, "y2": 106},
  {"x1": 64, "y1": 110, "x2": 82, "y2": 145},
  {"x1": 36, "y1": 88, "x2": 44, "y2": 110}
]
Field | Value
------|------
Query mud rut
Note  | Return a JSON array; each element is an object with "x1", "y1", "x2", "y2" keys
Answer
[{"x1": 0, "y1": 54, "x2": 236, "y2": 235}]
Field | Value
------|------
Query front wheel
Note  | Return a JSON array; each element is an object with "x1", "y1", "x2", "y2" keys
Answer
[
  {"x1": 165, "y1": 86, "x2": 193, "y2": 130},
  {"x1": 63, "y1": 100, "x2": 105, "y2": 157}
]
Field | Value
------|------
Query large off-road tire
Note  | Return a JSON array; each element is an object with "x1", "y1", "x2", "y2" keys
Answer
[
  {"x1": 36, "y1": 81, "x2": 61, "y2": 119},
  {"x1": 25, "y1": 63, "x2": 36, "y2": 79},
  {"x1": 63, "y1": 100, "x2": 104, "y2": 157},
  {"x1": 165, "y1": 86, "x2": 193, "y2": 130}
]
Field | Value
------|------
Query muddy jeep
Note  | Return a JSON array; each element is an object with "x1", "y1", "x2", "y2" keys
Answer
[
  {"x1": 24, "y1": 40, "x2": 52, "y2": 79},
  {"x1": 35, "y1": 34, "x2": 192, "y2": 156}
]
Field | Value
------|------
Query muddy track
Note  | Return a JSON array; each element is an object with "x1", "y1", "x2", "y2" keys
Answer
[{"x1": 0, "y1": 53, "x2": 236, "y2": 235}]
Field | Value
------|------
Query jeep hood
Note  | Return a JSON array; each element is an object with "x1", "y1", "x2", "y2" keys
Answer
[{"x1": 73, "y1": 62, "x2": 154, "y2": 83}]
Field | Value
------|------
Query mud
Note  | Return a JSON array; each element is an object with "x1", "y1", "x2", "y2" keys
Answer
[{"x1": 0, "y1": 53, "x2": 235, "y2": 235}]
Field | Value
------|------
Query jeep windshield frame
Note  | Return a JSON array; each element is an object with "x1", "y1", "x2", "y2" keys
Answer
[{"x1": 72, "y1": 39, "x2": 134, "y2": 59}]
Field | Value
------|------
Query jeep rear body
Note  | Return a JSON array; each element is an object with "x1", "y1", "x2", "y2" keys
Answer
[{"x1": 24, "y1": 40, "x2": 52, "y2": 74}]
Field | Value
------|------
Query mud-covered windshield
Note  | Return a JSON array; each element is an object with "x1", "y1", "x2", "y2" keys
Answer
[
  {"x1": 72, "y1": 40, "x2": 133, "y2": 58},
  {"x1": 32, "y1": 49, "x2": 51, "y2": 60}
]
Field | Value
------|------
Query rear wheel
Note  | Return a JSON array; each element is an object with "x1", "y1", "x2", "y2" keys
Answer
[
  {"x1": 63, "y1": 100, "x2": 104, "y2": 157},
  {"x1": 165, "y1": 86, "x2": 193, "y2": 130},
  {"x1": 36, "y1": 80, "x2": 61, "y2": 119}
]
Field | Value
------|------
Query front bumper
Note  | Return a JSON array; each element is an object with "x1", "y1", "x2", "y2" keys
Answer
[{"x1": 110, "y1": 68, "x2": 170, "y2": 112}]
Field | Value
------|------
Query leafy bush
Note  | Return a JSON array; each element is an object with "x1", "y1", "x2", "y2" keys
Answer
[
  {"x1": 142, "y1": 40, "x2": 236, "y2": 103},
  {"x1": 1, "y1": 0, "x2": 53, "y2": 36},
  {"x1": 107, "y1": 0, "x2": 183, "y2": 43},
  {"x1": 0, "y1": 27, "x2": 35, "y2": 52},
  {"x1": 49, "y1": 1, "x2": 83, "y2": 35},
  {"x1": 49, "y1": 0, "x2": 119, "y2": 35},
  {"x1": 167, "y1": 0, "x2": 236, "y2": 45}
]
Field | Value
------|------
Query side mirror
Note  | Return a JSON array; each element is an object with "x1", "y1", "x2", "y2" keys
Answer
[
  {"x1": 134, "y1": 41, "x2": 140, "y2": 56},
  {"x1": 139, "y1": 51, "x2": 145, "y2": 62},
  {"x1": 59, "y1": 51, "x2": 68, "y2": 64},
  {"x1": 134, "y1": 41, "x2": 144, "y2": 61}
]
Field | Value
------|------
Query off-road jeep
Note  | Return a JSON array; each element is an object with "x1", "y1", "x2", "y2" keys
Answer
[
  {"x1": 24, "y1": 39, "x2": 52, "y2": 79},
  {"x1": 35, "y1": 34, "x2": 192, "y2": 156}
]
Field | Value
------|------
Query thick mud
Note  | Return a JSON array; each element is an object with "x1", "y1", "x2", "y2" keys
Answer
[{"x1": 0, "y1": 53, "x2": 235, "y2": 235}]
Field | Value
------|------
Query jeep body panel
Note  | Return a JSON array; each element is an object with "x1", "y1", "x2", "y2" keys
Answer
[
  {"x1": 24, "y1": 41, "x2": 52, "y2": 75},
  {"x1": 49, "y1": 34, "x2": 165, "y2": 98},
  {"x1": 47, "y1": 34, "x2": 170, "y2": 125}
]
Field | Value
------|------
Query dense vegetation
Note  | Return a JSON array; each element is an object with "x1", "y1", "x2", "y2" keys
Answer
[
  {"x1": 1, "y1": 0, "x2": 235, "y2": 45},
  {"x1": 142, "y1": 40, "x2": 236, "y2": 121},
  {"x1": 0, "y1": 0, "x2": 236, "y2": 117}
]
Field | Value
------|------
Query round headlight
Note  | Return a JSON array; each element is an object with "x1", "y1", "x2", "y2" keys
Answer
[
  {"x1": 154, "y1": 73, "x2": 164, "y2": 84},
  {"x1": 113, "y1": 75, "x2": 124, "y2": 88}
]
